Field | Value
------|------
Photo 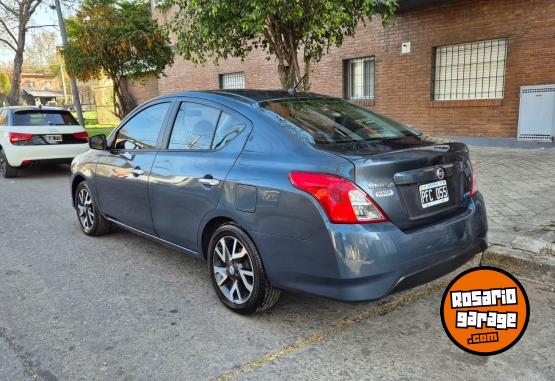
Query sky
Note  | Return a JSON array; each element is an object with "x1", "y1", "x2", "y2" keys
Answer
[{"x1": 0, "y1": 3, "x2": 65, "y2": 65}]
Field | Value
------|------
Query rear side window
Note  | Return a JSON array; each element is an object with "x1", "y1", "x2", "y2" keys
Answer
[
  {"x1": 13, "y1": 110, "x2": 79, "y2": 126},
  {"x1": 168, "y1": 102, "x2": 246, "y2": 150},
  {"x1": 261, "y1": 98, "x2": 415, "y2": 145},
  {"x1": 212, "y1": 113, "x2": 245, "y2": 149},
  {"x1": 169, "y1": 102, "x2": 220, "y2": 150},
  {"x1": 115, "y1": 102, "x2": 170, "y2": 150},
  {"x1": 0, "y1": 110, "x2": 6, "y2": 125}
]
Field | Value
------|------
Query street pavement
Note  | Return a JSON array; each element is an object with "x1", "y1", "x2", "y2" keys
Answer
[{"x1": 0, "y1": 147, "x2": 554, "y2": 381}]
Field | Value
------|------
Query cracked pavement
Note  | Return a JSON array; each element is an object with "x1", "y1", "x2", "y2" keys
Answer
[{"x1": 1, "y1": 146, "x2": 554, "y2": 381}]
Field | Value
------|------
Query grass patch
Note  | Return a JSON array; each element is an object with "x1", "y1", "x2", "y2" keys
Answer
[
  {"x1": 73, "y1": 110, "x2": 118, "y2": 130},
  {"x1": 87, "y1": 127, "x2": 114, "y2": 137}
]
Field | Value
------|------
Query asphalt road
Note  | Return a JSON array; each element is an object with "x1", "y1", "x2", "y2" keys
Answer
[{"x1": 0, "y1": 164, "x2": 554, "y2": 381}]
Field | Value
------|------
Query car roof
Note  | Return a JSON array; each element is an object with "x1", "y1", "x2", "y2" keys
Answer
[
  {"x1": 156, "y1": 89, "x2": 330, "y2": 105},
  {"x1": 1, "y1": 106, "x2": 69, "y2": 112}
]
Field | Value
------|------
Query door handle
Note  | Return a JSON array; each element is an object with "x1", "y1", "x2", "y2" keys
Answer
[
  {"x1": 199, "y1": 176, "x2": 220, "y2": 187},
  {"x1": 131, "y1": 168, "x2": 145, "y2": 177}
]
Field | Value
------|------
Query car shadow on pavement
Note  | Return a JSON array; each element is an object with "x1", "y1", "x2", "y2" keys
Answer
[
  {"x1": 12, "y1": 164, "x2": 71, "y2": 179},
  {"x1": 103, "y1": 225, "x2": 373, "y2": 324}
]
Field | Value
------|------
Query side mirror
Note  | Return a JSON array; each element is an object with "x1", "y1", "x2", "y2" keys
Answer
[{"x1": 89, "y1": 134, "x2": 107, "y2": 150}]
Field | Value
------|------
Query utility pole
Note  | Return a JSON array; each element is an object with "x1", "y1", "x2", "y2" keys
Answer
[
  {"x1": 59, "y1": 61, "x2": 68, "y2": 103},
  {"x1": 52, "y1": 0, "x2": 85, "y2": 126}
]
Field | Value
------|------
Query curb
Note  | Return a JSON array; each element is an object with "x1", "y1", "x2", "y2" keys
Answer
[{"x1": 481, "y1": 244, "x2": 555, "y2": 280}]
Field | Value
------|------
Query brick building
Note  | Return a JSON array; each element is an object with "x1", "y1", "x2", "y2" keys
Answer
[
  {"x1": 132, "y1": 0, "x2": 555, "y2": 139},
  {"x1": 19, "y1": 73, "x2": 64, "y2": 105},
  {"x1": 20, "y1": 72, "x2": 61, "y2": 92}
]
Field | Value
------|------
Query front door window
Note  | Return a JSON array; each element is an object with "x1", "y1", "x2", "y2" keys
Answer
[{"x1": 115, "y1": 102, "x2": 170, "y2": 150}]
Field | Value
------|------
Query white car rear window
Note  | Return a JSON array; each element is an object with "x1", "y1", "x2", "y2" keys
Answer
[{"x1": 13, "y1": 110, "x2": 79, "y2": 126}]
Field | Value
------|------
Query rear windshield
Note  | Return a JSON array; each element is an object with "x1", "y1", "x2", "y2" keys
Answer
[
  {"x1": 13, "y1": 110, "x2": 79, "y2": 126},
  {"x1": 261, "y1": 98, "x2": 415, "y2": 145}
]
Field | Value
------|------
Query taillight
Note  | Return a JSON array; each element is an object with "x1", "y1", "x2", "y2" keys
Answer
[
  {"x1": 289, "y1": 171, "x2": 388, "y2": 224},
  {"x1": 73, "y1": 131, "x2": 89, "y2": 141},
  {"x1": 470, "y1": 163, "x2": 478, "y2": 197},
  {"x1": 9, "y1": 132, "x2": 33, "y2": 144}
]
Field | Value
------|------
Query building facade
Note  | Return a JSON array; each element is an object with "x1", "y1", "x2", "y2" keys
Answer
[
  {"x1": 133, "y1": 0, "x2": 555, "y2": 138},
  {"x1": 20, "y1": 72, "x2": 61, "y2": 92},
  {"x1": 19, "y1": 73, "x2": 64, "y2": 105}
]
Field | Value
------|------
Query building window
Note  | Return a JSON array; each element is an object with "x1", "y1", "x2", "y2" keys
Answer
[
  {"x1": 219, "y1": 72, "x2": 245, "y2": 90},
  {"x1": 432, "y1": 38, "x2": 508, "y2": 101},
  {"x1": 344, "y1": 57, "x2": 375, "y2": 100}
]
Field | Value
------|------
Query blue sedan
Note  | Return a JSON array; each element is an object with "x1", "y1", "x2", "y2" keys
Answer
[{"x1": 70, "y1": 90, "x2": 488, "y2": 314}]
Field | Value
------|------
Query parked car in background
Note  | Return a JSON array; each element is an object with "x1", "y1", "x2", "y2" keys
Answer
[
  {"x1": 0, "y1": 106, "x2": 89, "y2": 178},
  {"x1": 70, "y1": 90, "x2": 488, "y2": 314}
]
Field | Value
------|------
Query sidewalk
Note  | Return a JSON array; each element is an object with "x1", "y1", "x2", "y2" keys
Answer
[{"x1": 469, "y1": 145, "x2": 555, "y2": 275}]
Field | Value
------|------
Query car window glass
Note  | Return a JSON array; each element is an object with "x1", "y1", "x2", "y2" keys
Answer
[
  {"x1": 169, "y1": 102, "x2": 220, "y2": 150},
  {"x1": 114, "y1": 102, "x2": 170, "y2": 150},
  {"x1": 12, "y1": 110, "x2": 79, "y2": 126},
  {"x1": 212, "y1": 112, "x2": 246, "y2": 149},
  {"x1": 0, "y1": 110, "x2": 6, "y2": 125},
  {"x1": 261, "y1": 98, "x2": 415, "y2": 146}
]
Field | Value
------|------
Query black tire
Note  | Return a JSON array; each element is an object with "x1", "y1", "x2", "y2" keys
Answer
[
  {"x1": 208, "y1": 223, "x2": 281, "y2": 314},
  {"x1": 75, "y1": 181, "x2": 112, "y2": 236},
  {"x1": 0, "y1": 148, "x2": 18, "y2": 178}
]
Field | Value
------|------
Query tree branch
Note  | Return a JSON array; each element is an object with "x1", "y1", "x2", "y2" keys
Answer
[
  {"x1": 29, "y1": 0, "x2": 44, "y2": 16},
  {"x1": 26, "y1": 24, "x2": 58, "y2": 30},
  {"x1": 0, "y1": 37, "x2": 16, "y2": 52},
  {"x1": 0, "y1": 1, "x2": 19, "y2": 18},
  {"x1": 0, "y1": 18, "x2": 17, "y2": 44}
]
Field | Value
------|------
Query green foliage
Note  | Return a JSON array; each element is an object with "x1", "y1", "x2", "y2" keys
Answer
[
  {"x1": 161, "y1": 0, "x2": 397, "y2": 89},
  {"x1": 0, "y1": 72, "x2": 9, "y2": 97},
  {"x1": 63, "y1": 0, "x2": 174, "y2": 117}
]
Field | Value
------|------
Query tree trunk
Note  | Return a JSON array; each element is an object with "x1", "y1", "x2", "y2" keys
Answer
[
  {"x1": 1, "y1": 0, "x2": 44, "y2": 105},
  {"x1": 7, "y1": 42, "x2": 25, "y2": 106},
  {"x1": 266, "y1": 19, "x2": 311, "y2": 92},
  {"x1": 113, "y1": 79, "x2": 124, "y2": 120},
  {"x1": 112, "y1": 77, "x2": 137, "y2": 119},
  {"x1": 278, "y1": 47, "x2": 311, "y2": 92},
  {"x1": 6, "y1": 20, "x2": 29, "y2": 106},
  {"x1": 302, "y1": 53, "x2": 311, "y2": 92}
]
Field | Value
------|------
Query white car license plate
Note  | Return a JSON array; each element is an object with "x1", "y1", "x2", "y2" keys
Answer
[
  {"x1": 419, "y1": 180, "x2": 449, "y2": 208},
  {"x1": 46, "y1": 135, "x2": 63, "y2": 143}
]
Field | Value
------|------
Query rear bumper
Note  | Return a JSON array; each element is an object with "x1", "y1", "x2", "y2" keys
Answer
[
  {"x1": 3, "y1": 143, "x2": 89, "y2": 167},
  {"x1": 254, "y1": 193, "x2": 488, "y2": 302}
]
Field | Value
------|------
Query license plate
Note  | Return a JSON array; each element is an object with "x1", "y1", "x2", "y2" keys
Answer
[
  {"x1": 45, "y1": 135, "x2": 62, "y2": 143},
  {"x1": 419, "y1": 180, "x2": 449, "y2": 208}
]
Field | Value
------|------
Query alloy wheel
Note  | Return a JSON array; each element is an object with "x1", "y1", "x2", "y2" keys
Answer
[
  {"x1": 77, "y1": 188, "x2": 95, "y2": 231},
  {"x1": 212, "y1": 236, "x2": 255, "y2": 305}
]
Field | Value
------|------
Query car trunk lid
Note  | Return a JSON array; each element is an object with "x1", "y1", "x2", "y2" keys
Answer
[
  {"x1": 8, "y1": 126, "x2": 88, "y2": 145},
  {"x1": 321, "y1": 136, "x2": 473, "y2": 230}
]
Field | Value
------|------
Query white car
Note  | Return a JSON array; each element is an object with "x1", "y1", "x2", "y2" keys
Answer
[{"x1": 0, "y1": 106, "x2": 90, "y2": 178}]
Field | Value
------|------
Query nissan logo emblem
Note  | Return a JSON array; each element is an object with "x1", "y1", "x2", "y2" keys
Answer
[{"x1": 436, "y1": 167, "x2": 445, "y2": 180}]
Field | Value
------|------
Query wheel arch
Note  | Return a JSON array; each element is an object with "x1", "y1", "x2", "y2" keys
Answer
[
  {"x1": 71, "y1": 174, "x2": 87, "y2": 207},
  {"x1": 199, "y1": 213, "x2": 260, "y2": 260},
  {"x1": 200, "y1": 216, "x2": 235, "y2": 259}
]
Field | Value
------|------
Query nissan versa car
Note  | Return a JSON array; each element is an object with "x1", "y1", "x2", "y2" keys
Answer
[
  {"x1": 70, "y1": 90, "x2": 488, "y2": 314},
  {"x1": 0, "y1": 106, "x2": 89, "y2": 178}
]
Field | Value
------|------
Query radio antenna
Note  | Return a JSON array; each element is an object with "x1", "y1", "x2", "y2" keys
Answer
[{"x1": 288, "y1": 73, "x2": 308, "y2": 95}]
